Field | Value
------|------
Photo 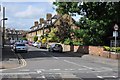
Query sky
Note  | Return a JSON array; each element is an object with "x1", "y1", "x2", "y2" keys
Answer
[{"x1": 1, "y1": 0, "x2": 81, "y2": 30}]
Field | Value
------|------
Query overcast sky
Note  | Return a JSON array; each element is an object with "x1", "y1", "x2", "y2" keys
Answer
[{"x1": 1, "y1": 0, "x2": 81, "y2": 30}]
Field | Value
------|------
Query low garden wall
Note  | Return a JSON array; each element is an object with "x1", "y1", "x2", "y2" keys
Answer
[
  {"x1": 48, "y1": 43, "x2": 120, "y2": 59},
  {"x1": 89, "y1": 46, "x2": 103, "y2": 56}
]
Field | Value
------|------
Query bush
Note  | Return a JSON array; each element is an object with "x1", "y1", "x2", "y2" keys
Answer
[
  {"x1": 103, "y1": 46, "x2": 110, "y2": 51},
  {"x1": 111, "y1": 47, "x2": 120, "y2": 52},
  {"x1": 21, "y1": 37, "x2": 27, "y2": 41},
  {"x1": 72, "y1": 41, "x2": 82, "y2": 46},
  {"x1": 42, "y1": 38, "x2": 47, "y2": 44},
  {"x1": 103, "y1": 46, "x2": 120, "y2": 53},
  {"x1": 37, "y1": 40, "x2": 41, "y2": 43},
  {"x1": 34, "y1": 36, "x2": 38, "y2": 42},
  {"x1": 116, "y1": 47, "x2": 120, "y2": 52},
  {"x1": 64, "y1": 38, "x2": 72, "y2": 45}
]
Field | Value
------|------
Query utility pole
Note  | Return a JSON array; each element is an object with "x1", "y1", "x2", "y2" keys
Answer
[{"x1": 2, "y1": 7, "x2": 5, "y2": 48}]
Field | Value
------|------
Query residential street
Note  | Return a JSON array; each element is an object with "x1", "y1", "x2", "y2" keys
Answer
[{"x1": 1, "y1": 45, "x2": 119, "y2": 80}]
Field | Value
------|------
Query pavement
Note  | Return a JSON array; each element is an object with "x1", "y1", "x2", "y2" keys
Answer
[
  {"x1": 65, "y1": 52, "x2": 118, "y2": 67},
  {"x1": 0, "y1": 45, "x2": 20, "y2": 69}
]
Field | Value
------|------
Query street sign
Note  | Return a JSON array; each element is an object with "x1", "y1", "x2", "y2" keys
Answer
[
  {"x1": 113, "y1": 31, "x2": 118, "y2": 37},
  {"x1": 114, "y1": 24, "x2": 118, "y2": 30}
]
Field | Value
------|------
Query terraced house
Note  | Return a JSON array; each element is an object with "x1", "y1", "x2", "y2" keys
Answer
[
  {"x1": 5, "y1": 28, "x2": 28, "y2": 43},
  {"x1": 26, "y1": 14, "x2": 79, "y2": 42}
]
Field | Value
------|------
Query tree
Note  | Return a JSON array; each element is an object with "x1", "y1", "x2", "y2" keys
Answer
[
  {"x1": 53, "y1": 2, "x2": 120, "y2": 45},
  {"x1": 21, "y1": 37, "x2": 27, "y2": 41},
  {"x1": 76, "y1": 17, "x2": 105, "y2": 45},
  {"x1": 34, "y1": 36, "x2": 38, "y2": 42},
  {"x1": 47, "y1": 28, "x2": 60, "y2": 42},
  {"x1": 53, "y1": 2, "x2": 79, "y2": 15},
  {"x1": 55, "y1": 18, "x2": 71, "y2": 43}
]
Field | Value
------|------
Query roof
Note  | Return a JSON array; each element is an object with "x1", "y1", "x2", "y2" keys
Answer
[
  {"x1": 28, "y1": 14, "x2": 76, "y2": 33},
  {"x1": 30, "y1": 26, "x2": 36, "y2": 29}
]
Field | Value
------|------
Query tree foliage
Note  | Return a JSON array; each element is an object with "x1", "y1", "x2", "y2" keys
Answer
[
  {"x1": 47, "y1": 28, "x2": 60, "y2": 42},
  {"x1": 34, "y1": 36, "x2": 38, "y2": 42},
  {"x1": 53, "y1": 2, "x2": 120, "y2": 45},
  {"x1": 21, "y1": 37, "x2": 27, "y2": 41}
]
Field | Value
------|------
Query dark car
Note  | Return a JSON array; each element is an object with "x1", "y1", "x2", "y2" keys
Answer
[{"x1": 48, "y1": 44, "x2": 63, "y2": 52}]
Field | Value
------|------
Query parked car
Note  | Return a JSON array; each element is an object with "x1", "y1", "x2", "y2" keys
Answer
[
  {"x1": 48, "y1": 44, "x2": 63, "y2": 52},
  {"x1": 13, "y1": 43, "x2": 28, "y2": 53},
  {"x1": 37, "y1": 42, "x2": 47, "y2": 49},
  {"x1": 22, "y1": 40, "x2": 28, "y2": 44},
  {"x1": 32, "y1": 42, "x2": 39, "y2": 47},
  {"x1": 28, "y1": 41, "x2": 34, "y2": 46}
]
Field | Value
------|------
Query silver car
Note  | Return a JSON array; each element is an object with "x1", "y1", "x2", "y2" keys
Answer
[
  {"x1": 13, "y1": 43, "x2": 28, "y2": 53},
  {"x1": 48, "y1": 44, "x2": 63, "y2": 52}
]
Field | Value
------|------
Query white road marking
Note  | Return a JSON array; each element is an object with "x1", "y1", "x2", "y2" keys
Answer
[
  {"x1": 41, "y1": 75, "x2": 45, "y2": 78},
  {"x1": 53, "y1": 57, "x2": 59, "y2": 59},
  {"x1": 83, "y1": 66, "x2": 93, "y2": 69},
  {"x1": 78, "y1": 69, "x2": 87, "y2": 70},
  {"x1": 17, "y1": 54, "x2": 27, "y2": 67},
  {"x1": 97, "y1": 76, "x2": 103, "y2": 78},
  {"x1": 55, "y1": 73, "x2": 61, "y2": 74},
  {"x1": 97, "y1": 76, "x2": 118, "y2": 78},
  {"x1": 35, "y1": 69, "x2": 45, "y2": 71},
  {"x1": 63, "y1": 60, "x2": 93, "y2": 70},
  {"x1": 65, "y1": 69, "x2": 74, "y2": 71},
  {"x1": 65, "y1": 69, "x2": 69, "y2": 70},
  {"x1": 48, "y1": 73, "x2": 52, "y2": 74},
  {"x1": 19, "y1": 69, "x2": 30, "y2": 71},
  {"x1": 0, "y1": 72, "x2": 37, "y2": 75},
  {"x1": 1, "y1": 51, "x2": 27, "y2": 71},
  {"x1": 37, "y1": 70, "x2": 42, "y2": 73},
  {"x1": 49, "y1": 69, "x2": 60, "y2": 71}
]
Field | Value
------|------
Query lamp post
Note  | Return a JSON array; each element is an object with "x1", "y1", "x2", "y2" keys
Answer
[
  {"x1": 2, "y1": 7, "x2": 8, "y2": 48},
  {"x1": 114, "y1": 24, "x2": 119, "y2": 53},
  {"x1": 0, "y1": 18, "x2": 8, "y2": 48}
]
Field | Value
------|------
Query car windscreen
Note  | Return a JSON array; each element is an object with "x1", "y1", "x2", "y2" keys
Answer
[{"x1": 16, "y1": 44, "x2": 25, "y2": 46}]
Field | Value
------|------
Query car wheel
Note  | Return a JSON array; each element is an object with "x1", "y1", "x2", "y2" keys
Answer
[
  {"x1": 59, "y1": 49, "x2": 63, "y2": 53},
  {"x1": 15, "y1": 50, "x2": 17, "y2": 53},
  {"x1": 48, "y1": 49, "x2": 50, "y2": 52},
  {"x1": 50, "y1": 48, "x2": 53, "y2": 52}
]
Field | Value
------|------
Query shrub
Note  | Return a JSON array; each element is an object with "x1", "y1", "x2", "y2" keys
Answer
[
  {"x1": 116, "y1": 47, "x2": 120, "y2": 52},
  {"x1": 42, "y1": 38, "x2": 47, "y2": 44},
  {"x1": 103, "y1": 46, "x2": 110, "y2": 51},
  {"x1": 111, "y1": 47, "x2": 120, "y2": 52},
  {"x1": 103, "y1": 46, "x2": 120, "y2": 53},
  {"x1": 64, "y1": 38, "x2": 72, "y2": 45},
  {"x1": 21, "y1": 37, "x2": 27, "y2": 41},
  {"x1": 34, "y1": 36, "x2": 38, "y2": 42},
  {"x1": 37, "y1": 40, "x2": 41, "y2": 43},
  {"x1": 72, "y1": 41, "x2": 81, "y2": 46}
]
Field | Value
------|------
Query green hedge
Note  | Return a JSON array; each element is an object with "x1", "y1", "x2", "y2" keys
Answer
[{"x1": 103, "y1": 46, "x2": 120, "y2": 53}]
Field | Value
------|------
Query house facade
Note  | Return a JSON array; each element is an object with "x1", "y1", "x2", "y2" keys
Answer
[
  {"x1": 5, "y1": 28, "x2": 28, "y2": 43},
  {"x1": 26, "y1": 14, "x2": 79, "y2": 42}
]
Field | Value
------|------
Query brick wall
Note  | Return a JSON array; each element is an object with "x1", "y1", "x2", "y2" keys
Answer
[
  {"x1": 89, "y1": 46, "x2": 103, "y2": 56},
  {"x1": 48, "y1": 43, "x2": 120, "y2": 59}
]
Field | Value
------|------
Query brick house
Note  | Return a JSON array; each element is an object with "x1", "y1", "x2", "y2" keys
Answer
[
  {"x1": 26, "y1": 14, "x2": 79, "y2": 42},
  {"x1": 5, "y1": 28, "x2": 28, "y2": 42}
]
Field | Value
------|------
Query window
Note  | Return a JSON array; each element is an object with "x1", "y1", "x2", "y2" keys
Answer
[{"x1": 110, "y1": 40, "x2": 120, "y2": 47}]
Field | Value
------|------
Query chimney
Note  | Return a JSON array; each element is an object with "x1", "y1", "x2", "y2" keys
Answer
[
  {"x1": 46, "y1": 13, "x2": 52, "y2": 20},
  {"x1": 34, "y1": 21, "x2": 38, "y2": 26},
  {"x1": 39, "y1": 18, "x2": 44, "y2": 24}
]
